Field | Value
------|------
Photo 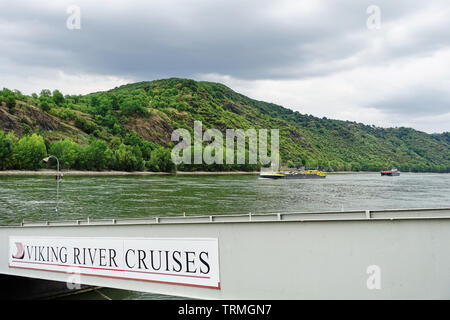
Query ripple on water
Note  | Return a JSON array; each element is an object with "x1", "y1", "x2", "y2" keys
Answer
[
  {"x1": 1, "y1": 173, "x2": 449, "y2": 299},
  {"x1": 0, "y1": 174, "x2": 449, "y2": 224}
]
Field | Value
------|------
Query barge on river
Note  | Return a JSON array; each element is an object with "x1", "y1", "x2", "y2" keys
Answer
[{"x1": 260, "y1": 168, "x2": 326, "y2": 179}]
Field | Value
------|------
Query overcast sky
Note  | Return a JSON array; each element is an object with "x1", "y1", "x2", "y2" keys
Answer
[{"x1": 1, "y1": 0, "x2": 449, "y2": 133}]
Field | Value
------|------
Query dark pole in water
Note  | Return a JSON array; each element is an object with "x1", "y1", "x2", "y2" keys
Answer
[{"x1": 42, "y1": 155, "x2": 60, "y2": 214}]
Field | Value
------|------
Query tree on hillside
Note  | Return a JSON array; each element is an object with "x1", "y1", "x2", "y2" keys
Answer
[
  {"x1": 80, "y1": 139, "x2": 112, "y2": 170},
  {"x1": 14, "y1": 134, "x2": 47, "y2": 170},
  {"x1": 6, "y1": 96, "x2": 16, "y2": 110},
  {"x1": 48, "y1": 139, "x2": 80, "y2": 169},
  {"x1": 38, "y1": 100, "x2": 51, "y2": 112},
  {"x1": 111, "y1": 144, "x2": 145, "y2": 171},
  {"x1": 0, "y1": 88, "x2": 17, "y2": 113},
  {"x1": 147, "y1": 147, "x2": 176, "y2": 172},
  {"x1": 52, "y1": 90, "x2": 65, "y2": 106},
  {"x1": 120, "y1": 95, "x2": 149, "y2": 117},
  {"x1": 0, "y1": 131, "x2": 13, "y2": 170},
  {"x1": 39, "y1": 89, "x2": 51, "y2": 98}
]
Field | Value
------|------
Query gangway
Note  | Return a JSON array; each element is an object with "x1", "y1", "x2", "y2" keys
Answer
[{"x1": 1, "y1": 208, "x2": 450, "y2": 299}]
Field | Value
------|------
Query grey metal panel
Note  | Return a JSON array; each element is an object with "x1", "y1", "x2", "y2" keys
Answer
[{"x1": 1, "y1": 208, "x2": 449, "y2": 299}]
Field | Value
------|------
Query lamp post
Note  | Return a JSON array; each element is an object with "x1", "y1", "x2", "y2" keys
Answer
[{"x1": 42, "y1": 155, "x2": 60, "y2": 213}]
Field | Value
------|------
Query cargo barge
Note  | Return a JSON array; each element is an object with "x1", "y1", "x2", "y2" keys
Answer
[{"x1": 260, "y1": 168, "x2": 326, "y2": 179}]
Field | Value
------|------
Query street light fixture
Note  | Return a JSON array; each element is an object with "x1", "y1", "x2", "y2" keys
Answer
[{"x1": 42, "y1": 155, "x2": 60, "y2": 213}]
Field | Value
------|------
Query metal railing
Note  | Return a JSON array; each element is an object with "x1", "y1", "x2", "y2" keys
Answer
[{"x1": 6, "y1": 207, "x2": 450, "y2": 228}]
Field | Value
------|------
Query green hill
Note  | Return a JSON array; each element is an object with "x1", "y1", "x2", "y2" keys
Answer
[{"x1": 0, "y1": 78, "x2": 449, "y2": 172}]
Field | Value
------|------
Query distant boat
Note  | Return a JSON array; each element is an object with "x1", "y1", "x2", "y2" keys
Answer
[
  {"x1": 380, "y1": 168, "x2": 400, "y2": 176},
  {"x1": 260, "y1": 168, "x2": 326, "y2": 179},
  {"x1": 259, "y1": 172, "x2": 286, "y2": 179}
]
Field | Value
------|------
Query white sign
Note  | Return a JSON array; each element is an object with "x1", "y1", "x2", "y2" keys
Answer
[{"x1": 9, "y1": 236, "x2": 220, "y2": 289}]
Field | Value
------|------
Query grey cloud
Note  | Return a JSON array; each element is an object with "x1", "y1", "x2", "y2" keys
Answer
[
  {"x1": 1, "y1": 0, "x2": 450, "y2": 132},
  {"x1": 371, "y1": 89, "x2": 450, "y2": 116},
  {"x1": 3, "y1": 0, "x2": 448, "y2": 80}
]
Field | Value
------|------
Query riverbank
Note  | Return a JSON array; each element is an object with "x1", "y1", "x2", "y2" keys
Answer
[
  {"x1": 0, "y1": 170, "x2": 260, "y2": 176},
  {"x1": 0, "y1": 170, "x2": 445, "y2": 176}
]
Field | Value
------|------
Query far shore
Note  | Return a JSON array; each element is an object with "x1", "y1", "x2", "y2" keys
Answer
[
  {"x1": 0, "y1": 170, "x2": 259, "y2": 176},
  {"x1": 0, "y1": 170, "x2": 446, "y2": 176}
]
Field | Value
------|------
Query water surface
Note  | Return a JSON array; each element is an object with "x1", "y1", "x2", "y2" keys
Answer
[{"x1": 1, "y1": 173, "x2": 449, "y2": 299}]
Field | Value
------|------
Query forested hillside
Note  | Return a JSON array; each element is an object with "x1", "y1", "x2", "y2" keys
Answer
[{"x1": 0, "y1": 78, "x2": 449, "y2": 172}]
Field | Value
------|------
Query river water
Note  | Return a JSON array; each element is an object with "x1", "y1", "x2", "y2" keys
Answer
[{"x1": 1, "y1": 173, "x2": 449, "y2": 299}]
